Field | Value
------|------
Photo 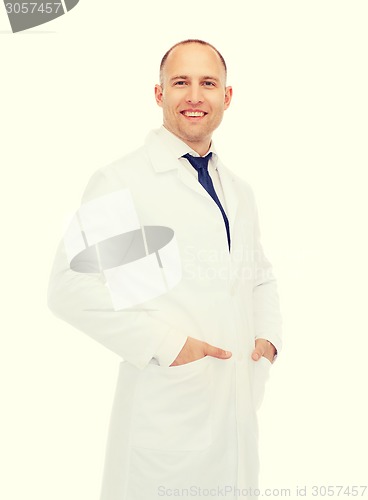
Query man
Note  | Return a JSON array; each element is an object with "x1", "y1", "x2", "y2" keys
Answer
[{"x1": 48, "y1": 39, "x2": 282, "y2": 500}]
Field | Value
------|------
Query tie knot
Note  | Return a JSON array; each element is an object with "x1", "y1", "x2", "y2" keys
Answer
[{"x1": 183, "y1": 152, "x2": 212, "y2": 172}]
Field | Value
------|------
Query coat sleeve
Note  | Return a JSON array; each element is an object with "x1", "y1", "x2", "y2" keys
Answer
[
  {"x1": 251, "y1": 193, "x2": 283, "y2": 357},
  {"x1": 47, "y1": 167, "x2": 188, "y2": 369}
]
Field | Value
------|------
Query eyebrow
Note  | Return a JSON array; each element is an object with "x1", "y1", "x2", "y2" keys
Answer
[
  {"x1": 202, "y1": 76, "x2": 220, "y2": 82},
  {"x1": 170, "y1": 75, "x2": 220, "y2": 82},
  {"x1": 170, "y1": 75, "x2": 189, "y2": 82}
]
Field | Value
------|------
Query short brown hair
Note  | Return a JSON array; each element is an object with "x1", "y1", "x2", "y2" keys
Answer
[{"x1": 159, "y1": 39, "x2": 227, "y2": 85}]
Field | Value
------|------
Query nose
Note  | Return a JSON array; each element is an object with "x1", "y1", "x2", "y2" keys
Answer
[{"x1": 185, "y1": 84, "x2": 204, "y2": 105}]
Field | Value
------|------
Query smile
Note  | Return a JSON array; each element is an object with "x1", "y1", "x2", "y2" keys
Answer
[{"x1": 181, "y1": 110, "x2": 207, "y2": 118}]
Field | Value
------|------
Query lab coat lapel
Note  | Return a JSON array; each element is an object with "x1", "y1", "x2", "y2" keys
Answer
[
  {"x1": 145, "y1": 130, "x2": 241, "y2": 259},
  {"x1": 217, "y1": 160, "x2": 240, "y2": 245},
  {"x1": 176, "y1": 163, "x2": 212, "y2": 199}
]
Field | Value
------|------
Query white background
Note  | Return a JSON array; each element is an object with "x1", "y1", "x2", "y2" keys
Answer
[{"x1": 1, "y1": 1, "x2": 367, "y2": 499}]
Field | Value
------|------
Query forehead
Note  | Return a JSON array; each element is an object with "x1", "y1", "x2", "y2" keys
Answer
[{"x1": 163, "y1": 43, "x2": 225, "y2": 82}]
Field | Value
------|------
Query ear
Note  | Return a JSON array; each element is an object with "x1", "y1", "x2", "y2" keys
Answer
[
  {"x1": 224, "y1": 86, "x2": 233, "y2": 110},
  {"x1": 155, "y1": 84, "x2": 164, "y2": 107}
]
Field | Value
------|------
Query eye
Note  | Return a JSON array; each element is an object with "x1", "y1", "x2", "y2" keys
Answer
[
  {"x1": 203, "y1": 81, "x2": 216, "y2": 87},
  {"x1": 174, "y1": 81, "x2": 187, "y2": 86}
]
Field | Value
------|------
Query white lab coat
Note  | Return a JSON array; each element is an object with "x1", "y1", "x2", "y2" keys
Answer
[{"x1": 48, "y1": 129, "x2": 282, "y2": 500}]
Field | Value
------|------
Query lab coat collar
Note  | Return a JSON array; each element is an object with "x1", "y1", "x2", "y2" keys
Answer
[{"x1": 144, "y1": 127, "x2": 219, "y2": 173}]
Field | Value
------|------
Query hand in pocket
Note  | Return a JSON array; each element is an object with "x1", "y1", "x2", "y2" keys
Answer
[{"x1": 170, "y1": 336, "x2": 232, "y2": 366}]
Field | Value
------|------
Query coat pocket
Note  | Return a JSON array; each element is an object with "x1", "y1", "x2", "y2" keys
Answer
[
  {"x1": 130, "y1": 356, "x2": 213, "y2": 451},
  {"x1": 252, "y1": 356, "x2": 271, "y2": 411}
]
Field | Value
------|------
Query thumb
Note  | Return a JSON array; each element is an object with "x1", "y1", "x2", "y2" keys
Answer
[
  {"x1": 251, "y1": 349, "x2": 263, "y2": 361},
  {"x1": 252, "y1": 339, "x2": 267, "y2": 361},
  {"x1": 205, "y1": 343, "x2": 232, "y2": 359}
]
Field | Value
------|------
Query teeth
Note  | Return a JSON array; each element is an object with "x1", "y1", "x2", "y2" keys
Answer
[{"x1": 183, "y1": 111, "x2": 205, "y2": 117}]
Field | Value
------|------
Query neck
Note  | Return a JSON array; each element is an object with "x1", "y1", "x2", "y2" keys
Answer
[
  {"x1": 188, "y1": 142, "x2": 211, "y2": 156},
  {"x1": 163, "y1": 125, "x2": 211, "y2": 156}
]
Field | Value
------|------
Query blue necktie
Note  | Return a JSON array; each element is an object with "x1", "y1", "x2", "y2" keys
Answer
[{"x1": 183, "y1": 153, "x2": 231, "y2": 250}]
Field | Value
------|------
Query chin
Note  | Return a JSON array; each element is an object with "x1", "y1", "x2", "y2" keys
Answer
[
  {"x1": 181, "y1": 127, "x2": 210, "y2": 141},
  {"x1": 182, "y1": 133, "x2": 206, "y2": 144}
]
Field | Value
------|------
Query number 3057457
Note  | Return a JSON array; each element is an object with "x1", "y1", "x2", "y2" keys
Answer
[{"x1": 5, "y1": 3, "x2": 62, "y2": 14}]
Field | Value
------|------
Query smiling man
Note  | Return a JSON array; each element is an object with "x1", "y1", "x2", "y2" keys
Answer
[
  {"x1": 155, "y1": 41, "x2": 232, "y2": 156},
  {"x1": 48, "y1": 40, "x2": 282, "y2": 500}
]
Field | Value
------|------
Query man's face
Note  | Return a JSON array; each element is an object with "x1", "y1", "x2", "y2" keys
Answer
[{"x1": 155, "y1": 43, "x2": 233, "y2": 155}]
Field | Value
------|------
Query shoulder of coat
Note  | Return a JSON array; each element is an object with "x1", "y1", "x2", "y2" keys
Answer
[{"x1": 97, "y1": 144, "x2": 150, "y2": 179}]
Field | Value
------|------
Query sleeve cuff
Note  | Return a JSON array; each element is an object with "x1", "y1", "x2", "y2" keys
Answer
[
  {"x1": 255, "y1": 335, "x2": 282, "y2": 363},
  {"x1": 154, "y1": 331, "x2": 188, "y2": 367}
]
